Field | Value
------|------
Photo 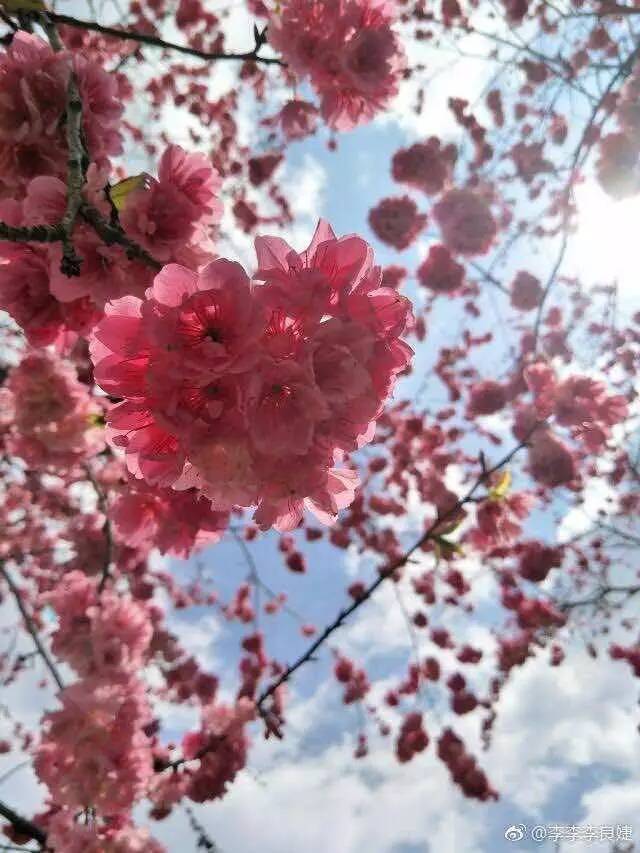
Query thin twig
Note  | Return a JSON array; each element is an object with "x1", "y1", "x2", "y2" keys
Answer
[
  {"x1": 0, "y1": 563, "x2": 65, "y2": 691},
  {"x1": 0, "y1": 221, "x2": 65, "y2": 244},
  {"x1": 83, "y1": 464, "x2": 115, "y2": 594},
  {"x1": 531, "y1": 43, "x2": 640, "y2": 352},
  {"x1": 559, "y1": 584, "x2": 640, "y2": 610},
  {"x1": 0, "y1": 760, "x2": 30, "y2": 789}
]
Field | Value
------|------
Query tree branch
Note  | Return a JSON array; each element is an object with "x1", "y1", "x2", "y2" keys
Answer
[
  {"x1": 531, "y1": 43, "x2": 640, "y2": 352},
  {"x1": 45, "y1": 12, "x2": 284, "y2": 66},
  {"x1": 58, "y1": 70, "x2": 86, "y2": 277},
  {"x1": 0, "y1": 799, "x2": 46, "y2": 847},
  {"x1": 560, "y1": 584, "x2": 640, "y2": 611},
  {"x1": 0, "y1": 563, "x2": 65, "y2": 692},
  {"x1": 83, "y1": 464, "x2": 115, "y2": 594},
  {"x1": 79, "y1": 204, "x2": 163, "y2": 270},
  {"x1": 0, "y1": 221, "x2": 65, "y2": 244}
]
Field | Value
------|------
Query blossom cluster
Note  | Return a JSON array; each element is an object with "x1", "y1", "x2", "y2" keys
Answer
[
  {"x1": 34, "y1": 573, "x2": 156, "y2": 840},
  {"x1": 0, "y1": 33, "x2": 122, "y2": 198},
  {"x1": 268, "y1": 0, "x2": 406, "y2": 130},
  {"x1": 0, "y1": 349, "x2": 104, "y2": 469},
  {"x1": 90, "y1": 220, "x2": 413, "y2": 531}
]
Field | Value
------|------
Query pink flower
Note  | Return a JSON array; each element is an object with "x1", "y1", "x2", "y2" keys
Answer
[
  {"x1": 619, "y1": 71, "x2": 640, "y2": 134},
  {"x1": 268, "y1": 0, "x2": 405, "y2": 130},
  {"x1": 510, "y1": 141, "x2": 552, "y2": 184},
  {"x1": 368, "y1": 196, "x2": 428, "y2": 250},
  {"x1": 111, "y1": 483, "x2": 229, "y2": 556},
  {"x1": 120, "y1": 144, "x2": 222, "y2": 266},
  {"x1": 73, "y1": 52, "x2": 124, "y2": 161},
  {"x1": 310, "y1": 318, "x2": 375, "y2": 407},
  {"x1": 35, "y1": 677, "x2": 153, "y2": 815},
  {"x1": 279, "y1": 99, "x2": 319, "y2": 140},
  {"x1": 0, "y1": 33, "x2": 122, "y2": 196},
  {"x1": 392, "y1": 138, "x2": 456, "y2": 195},
  {"x1": 433, "y1": 188, "x2": 497, "y2": 256},
  {"x1": 0, "y1": 245, "x2": 96, "y2": 346},
  {"x1": 4, "y1": 349, "x2": 104, "y2": 468},
  {"x1": 46, "y1": 812, "x2": 165, "y2": 853},
  {"x1": 46, "y1": 571, "x2": 153, "y2": 677},
  {"x1": 596, "y1": 132, "x2": 640, "y2": 199},
  {"x1": 183, "y1": 699, "x2": 253, "y2": 802},
  {"x1": 510, "y1": 270, "x2": 543, "y2": 311},
  {"x1": 254, "y1": 218, "x2": 374, "y2": 324},
  {"x1": 0, "y1": 33, "x2": 68, "y2": 194},
  {"x1": 396, "y1": 712, "x2": 429, "y2": 763},
  {"x1": 246, "y1": 359, "x2": 330, "y2": 456},
  {"x1": 248, "y1": 153, "x2": 283, "y2": 186},
  {"x1": 468, "y1": 380, "x2": 507, "y2": 416},
  {"x1": 468, "y1": 492, "x2": 534, "y2": 548},
  {"x1": 528, "y1": 430, "x2": 576, "y2": 487},
  {"x1": 553, "y1": 375, "x2": 627, "y2": 451},
  {"x1": 417, "y1": 244, "x2": 465, "y2": 294},
  {"x1": 253, "y1": 459, "x2": 359, "y2": 531},
  {"x1": 381, "y1": 265, "x2": 407, "y2": 289},
  {"x1": 518, "y1": 541, "x2": 563, "y2": 582}
]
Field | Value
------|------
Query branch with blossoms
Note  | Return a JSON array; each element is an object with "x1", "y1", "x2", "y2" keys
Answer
[
  {"x1": 559, "y1": 584, "x2": 640, "y2": 611},
  {"x1": 0, "y1": 800, "x2": 45, "y2": 848},
  {"x1": 43, "y1": 12, "x2": 285, "y2": 67},
  {"x1": 158, "y1": 426, "x2": 542, "y2": 768},
  {"x1": 531, "y1": 40, "x2": 640, "y2": 350},
  {"x1": 254, "y1": 426, "x2": 542, "y2": 713},
  {"x1": 0, "y1": 563, "x2": 64, "y2": 692},
  {"x1": 83, "y1": 463, "x2": 115, "y2": 593}
]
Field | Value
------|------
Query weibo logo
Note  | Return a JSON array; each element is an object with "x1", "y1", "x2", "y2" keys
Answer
[{"x1": 504, "y1": 824, "x2": 527, "y2": 842}]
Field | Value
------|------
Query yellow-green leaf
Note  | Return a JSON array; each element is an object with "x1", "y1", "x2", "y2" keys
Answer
[
  {"x1": 489, "y1": 469, "x2": 511, "y2": 501},
  {"x1": 433, "y1": 534, "x2": 464, "y2": 559},
  {"x1": 108, "y1": 174, "x2": 150, "y2": 211}
]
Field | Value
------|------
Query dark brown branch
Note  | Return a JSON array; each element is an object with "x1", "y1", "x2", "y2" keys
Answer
[
  {"x1": 45, "y1": 12, "x2": 284, "y2": 66},
  {"x1": 469, "y1": 261, "x2": 509, "y2": 294},
  {"x1": 560, "y1": 584, "x2": 640, "y2": 611},
  {"x1": 0, "y1": 197, "x2": 163, "y2": 273},
  {"x1": 0, "y1": 799, "x2": 46, "y2": 847},
  {"x1": 184, "y1": 804, "x2": 220, "y2": 851},
  {"x1": 83, "y1": 464, "x2": 115, "y2": 594},
  {"x1": 0, "y1": 563, "x2": 65, "y2": 692},
  {"x1": 58, "y1": 71, "x2": 86, "y2": 276},
  {"x1": 79, "y1": 204, "x2": 163, "y2": 270},
  {"x1": 0, "y1": 221, "x2": 65, "y2": 244}
]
